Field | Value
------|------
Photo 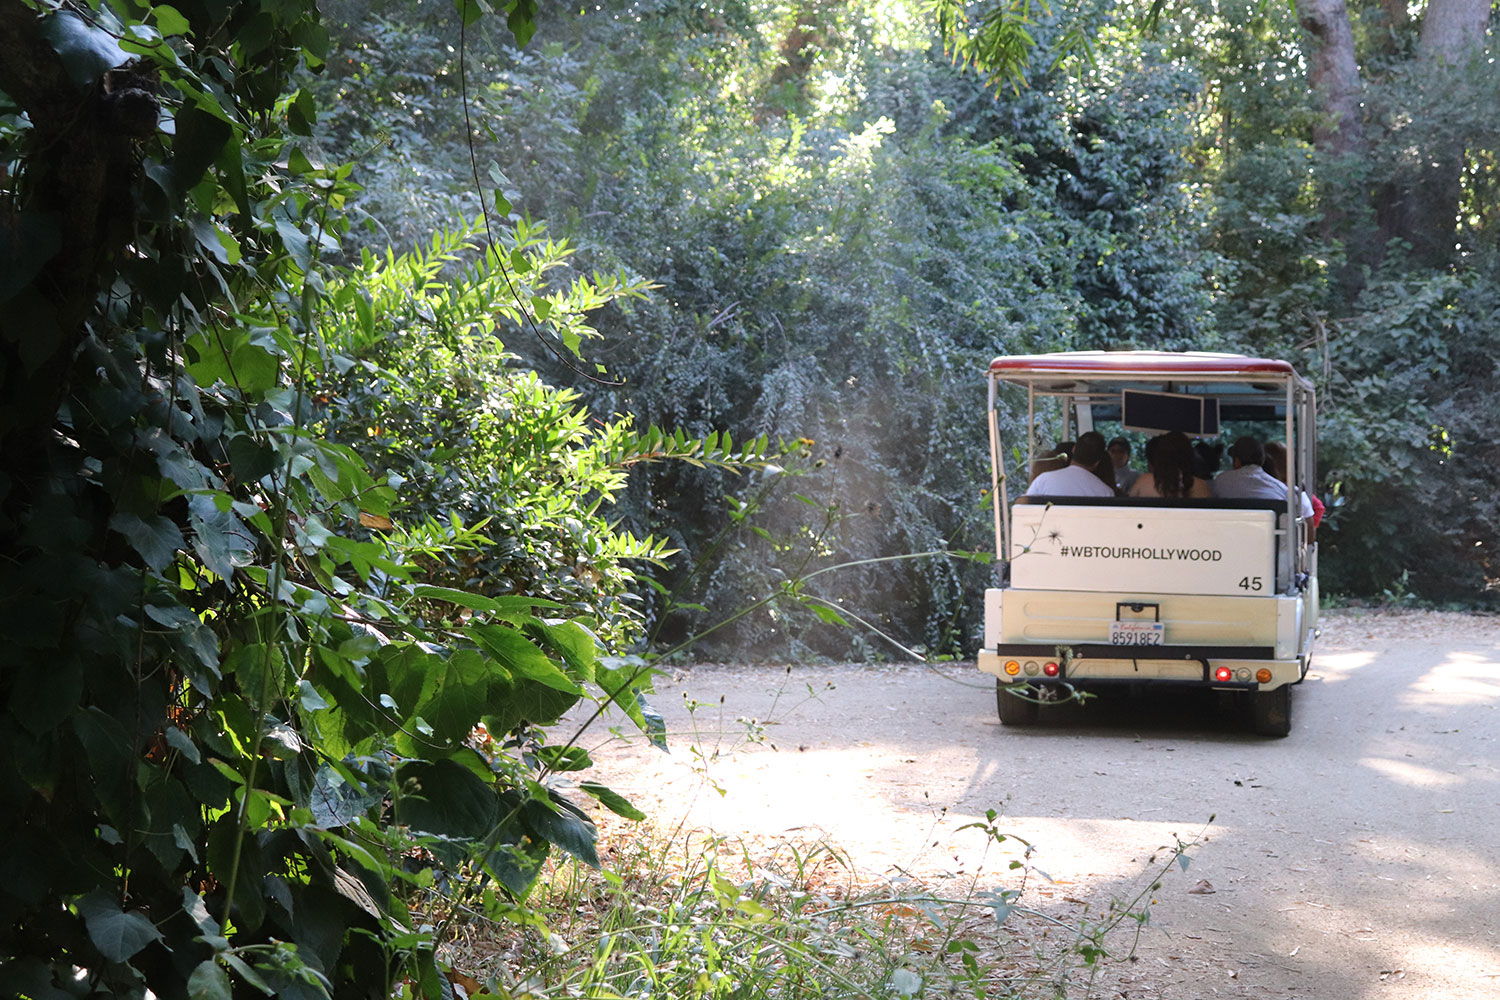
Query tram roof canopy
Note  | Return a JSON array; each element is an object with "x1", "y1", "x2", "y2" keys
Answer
[{"x1": 990, "y1": 351, "x2": 1298, "y2": 379}]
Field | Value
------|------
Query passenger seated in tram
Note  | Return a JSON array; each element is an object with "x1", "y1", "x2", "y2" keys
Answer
[
  {"x1": 1193, "y1": 439, "x2": 1224, "y2": 482},
  {"x1": 1213, "y1": 436, "x2": 1315, "y2": 531},
  {"x1": 1128, "y1": 431, "x2": 1213, "y2": 499},
  {"x1": 1077, "y1": 431, "x2": 1121, "y2": 494},
  {"x1": 1210, "y1": 437, "x2": 1284, "y2": 499},
  {"x1": 1107, "y1": 436, "x2": 1140, "y2": 493},
  {"x1": 1025, "y1": 432, "x2": 1115, "y2": 497},
  {"x1": 1262, "y1": 440, "x2": 1321, "y2": 527}
]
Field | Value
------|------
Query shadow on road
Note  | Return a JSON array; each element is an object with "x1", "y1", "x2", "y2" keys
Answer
[{"x1": 995, "y1": 683, "x2": 1286, "y2": 743}]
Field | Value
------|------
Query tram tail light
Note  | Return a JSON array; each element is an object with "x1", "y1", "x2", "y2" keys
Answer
[
  {"x1": 1213, "y1": 666, "x2": 1233, "y2": 683},
  {"x1": 1042, "y1": 661, "x2": 1060, "y2": 677}
]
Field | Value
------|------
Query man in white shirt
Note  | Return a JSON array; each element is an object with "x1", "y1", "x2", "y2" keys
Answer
[
  {"x1": 1213, "y1": 437, "x2": 1314, "y2": 518},
  {"x1": 1026, "y1": 433, "x2": 1116, "y2": 497}
]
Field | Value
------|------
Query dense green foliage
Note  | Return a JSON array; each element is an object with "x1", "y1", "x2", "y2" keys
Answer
[
  {"x1": 310, "y1": 0, "x2": 1496, "y2": 640},
  {"x1": 0, "y1": 2, "x2": 780, "y2": 997},
  {"x1": 311, "y1": 3, "x2": 1236, "y2": 658},
  {"x1": 2, "y1": 0, "x2": 1495, "y2": 992},
  {"x1": 1163, "y1": 0, "x2": 1500, "y2": 602}
]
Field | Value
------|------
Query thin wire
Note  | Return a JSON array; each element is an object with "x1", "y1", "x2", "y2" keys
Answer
[{"x1": 457, "y1": 12, "x2": 625, "y2": 387}]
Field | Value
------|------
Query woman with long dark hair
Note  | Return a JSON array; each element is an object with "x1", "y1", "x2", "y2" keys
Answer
[{"x1": 1128, "y1": 431, "x2": 1212, "y2": 498}]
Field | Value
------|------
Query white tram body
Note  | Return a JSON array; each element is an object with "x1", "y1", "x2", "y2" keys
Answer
[{"x1": 978, "y1": 352, "x2": 1318, "y2": 736}]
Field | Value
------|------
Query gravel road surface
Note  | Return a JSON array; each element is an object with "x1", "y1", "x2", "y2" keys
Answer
[{"x1": 574, "y1": 609, "x2": 1500, "y2": 999}]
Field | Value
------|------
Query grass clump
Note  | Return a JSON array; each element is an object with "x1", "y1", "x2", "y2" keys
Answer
[{"x1": 442, "y1": 811, "x2": 1206, "y2": 1000}]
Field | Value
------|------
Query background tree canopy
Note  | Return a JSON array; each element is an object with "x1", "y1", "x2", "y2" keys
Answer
[
  {"x1": 1, "y1": 0, "x2": 1496, "y2": 995},
  {"x1": 312, "y1": 0, "x2": 1496, "y2": 658}
]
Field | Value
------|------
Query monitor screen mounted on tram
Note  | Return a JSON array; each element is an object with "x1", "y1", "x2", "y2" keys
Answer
[{"x1": 1121, "y1": 389, "x2": 1220, "y2": 436}]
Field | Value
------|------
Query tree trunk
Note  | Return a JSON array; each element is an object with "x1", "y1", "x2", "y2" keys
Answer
[
  {"x1": 1419, "y1": 0, "x2": 1491, "y2": 59},
  {"x1": 1370, "y1": 0, "x2": 1410, "y2": 59},
  {"x1": 1397, "y1": 0, "x2": 1493, "y2": 262},
  {"x1": 1297, "y1": 0, "x2": 1368, "y2": 289},
  {"x1": 767, "y1": 0, "x2": 844, "y2": 96},
  {"x1": 1297, "y1": 0, "x2": 1364, "y2": 161}
]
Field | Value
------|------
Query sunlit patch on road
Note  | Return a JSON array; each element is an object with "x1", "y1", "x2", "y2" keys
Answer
[
  {"x1": 1399, "y1": 650, "x2": 1500, "y2": 709},
  {"x1": 1359, "y1": 755, "x2": 1466, "y2": 788}
]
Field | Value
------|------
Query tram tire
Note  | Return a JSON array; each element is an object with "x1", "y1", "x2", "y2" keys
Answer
[
  {"x1": 996, "y1": 681, "x2": 1040, "y2": 726},
  {"x1": 1250, "y1": 685, "x2": 1292, "y2": 738}
]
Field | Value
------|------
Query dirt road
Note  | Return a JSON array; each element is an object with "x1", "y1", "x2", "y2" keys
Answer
[{"x1": 574, "y1": 609, "x2": 1500, "y2": 999}]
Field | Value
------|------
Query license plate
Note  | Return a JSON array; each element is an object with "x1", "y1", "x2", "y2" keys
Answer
[{"x1": 1109, "y1": 621, "x2": 1164, "y2": 646}]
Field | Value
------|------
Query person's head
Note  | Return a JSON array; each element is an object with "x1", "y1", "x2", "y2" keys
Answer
[
  {"x1": 1193, "y1": 440, "x2": 1224, "y2": 480},
  {"x1": 1072, "y1": 431, "x2": 1107, "y2": 470},
  {"x1": 1143, "y1": 433, "x2": 1162, "y2": 466},
  {"x1": 1072, "y1": 431, "x2": 1116, "y2": 491},
  {"x1": 1148, "y1": 431, "x2": 1197, "y2": 498},
  {"x1": 1107, "y1": 436, "x2": 1131, "y2": 469},
  {"x1": 1262, "y1": 440, "x2": 1289, "y2": 480},
  {"x1": 1229, "y1": 436, "x2": 1265, "y2": 470}
]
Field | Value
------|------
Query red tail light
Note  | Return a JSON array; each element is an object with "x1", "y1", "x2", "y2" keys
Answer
[
  {"x1": 1214, "y1": 666, "x2": 1233, "y2": 682},
  {"x1": 1043, "y1": 661, "x2": 1060, "y2": 677}
]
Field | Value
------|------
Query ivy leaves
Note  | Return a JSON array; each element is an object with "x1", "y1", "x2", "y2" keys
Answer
[
  {"x1": 75, "y1": 893, "x2": 163, "y2": 964},
  {"x1": 38, "y1": 11, "x2": 128, "y2": 87},
  {"x1": 3, "y1": 1, "x2": 670, "y2": 999}
]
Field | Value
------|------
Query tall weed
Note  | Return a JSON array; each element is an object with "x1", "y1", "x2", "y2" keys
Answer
[
  {"x1": 439, "y1": 684, "x2": 1207, "y2": 1000},
  {"x1": 444, "y1": 809, "x2": 1206, "y2": 999}
]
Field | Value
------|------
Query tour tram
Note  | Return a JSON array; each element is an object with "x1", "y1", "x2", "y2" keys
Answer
[{"x1": 978, "y1": 352, "x2": 1318, "y2": 736}]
